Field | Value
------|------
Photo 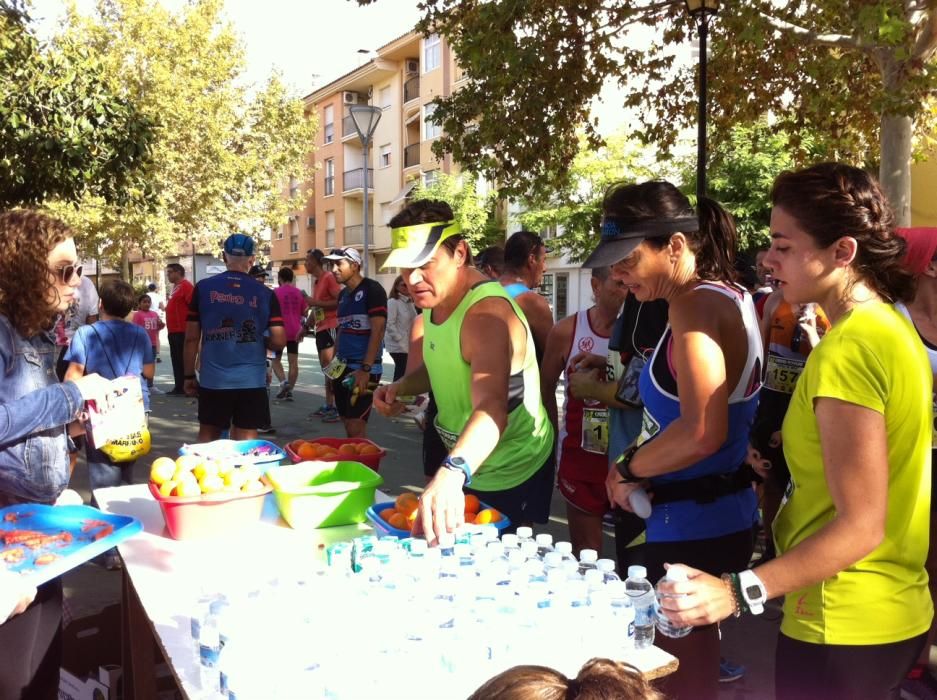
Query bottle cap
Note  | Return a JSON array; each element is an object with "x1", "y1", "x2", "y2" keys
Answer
[
  {"x1": 596, "y1": 558, "x2": 616, "y2": 572},
  {"x1": 516, "y1": 526, "x2": 533, "y2": 539},
  {"x1": 501, "y1": 533, "x2": 519, "y2": 549},
  {"x1": 521, "y1": 541, "x2": 539, "y2": 558},
  {"x1": 409, "y1": 539, "x2": 428, "y2": 554},
  {"x1": 627, "y1": 565, "x2": 648, "y2": 579},
  {"x1": 535, "y1": 533, "x2": 553, "y2": 546},
  {"x1": 437, "y1": 532, "x2": 455, "y2": 548},
  {"x1": 580, "y1": 549, "x2": 598, "y2": 563},
  {"x1": 555, "y1": 541, "x2": 573, "y2": 555},
  {"x1": 665, "y1": 565, "x2": 689, "y2": 582},
  {"x1": 544, "y1": 552, "x2": 563, "y2": 568}
]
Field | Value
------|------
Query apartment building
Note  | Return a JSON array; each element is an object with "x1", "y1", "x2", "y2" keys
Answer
[{"x1": 269, "y1": 30, "x2": 465, "y2": 292}]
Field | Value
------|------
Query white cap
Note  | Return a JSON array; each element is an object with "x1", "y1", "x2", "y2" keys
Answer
[
  {"x1": 555, "y1": 541, "x2": 573, "y2": 555},
  {"x1": 535, "y1": 533, "x2": 553, "y2": 546},
  {"x1": 516, "y1": 526, "x2": 533, "y2": 539},
  {"x1": 520, "y1": 541, "x2": 539, "y2": 558},
  {"x1": 480, "y1": 525, "x2": 499, "y2": 541},
  {"x1": 579, "y1": 549, "x2": 598, "y2": 563},
  {"x1": 627, "y1": 565, "x2": 648, "y2": 579},
  {"x1": 544, "y1": 552, "x2": 563, "y2": 568},
  {"x1": 665, "y1": 565, "x2": 689, "y2": 582},
  {"x1": 487, "y1": 541, "x2": 505, "y2": 553},
  {"x1": 437, "y1": 532, "x2": 455, "y2": 548},
  {"x1": 501, "y1": 533, "x2": 519, "y2": 549},
  {"x1": 409, "y1": 539, "x2": 428, "y2": 553},
  {"x1": 562, "y1": 559, "x2": 580, "y2": 574},
  {"x1": 596, "y1": 559, "x2": 616, "y2": 572}
]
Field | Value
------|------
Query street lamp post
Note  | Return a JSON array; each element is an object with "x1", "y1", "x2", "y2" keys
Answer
[
  {"x1": 349, "y1": 104, "x2": 383, "y2": 279},
  {"x1": 685, "y1": 0, "x2": 719, "y2": 201}
]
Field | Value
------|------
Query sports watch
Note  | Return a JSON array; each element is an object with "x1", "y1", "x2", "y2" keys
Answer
[
  {"x1": 360, "y1": 363, "x2": 372, "y2": 372},
  {"x1": 440, "y1": 456, "x2": 472, "y2": 485},
  {"x1": 737, "y1": 569, "x2": 767, "y2": 615}
]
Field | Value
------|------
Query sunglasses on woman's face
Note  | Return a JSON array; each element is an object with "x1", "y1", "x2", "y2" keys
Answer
[{"x1": 53, "y1": 263, "x2": 83, "y2": 284}]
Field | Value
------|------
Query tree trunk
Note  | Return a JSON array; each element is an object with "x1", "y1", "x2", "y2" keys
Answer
[
  {"x1": 120, "y1": 249, "x2": 131, "y2": 282},
  {"x1": 879, "y1": 113, "x2": 913, "y2": 226}
]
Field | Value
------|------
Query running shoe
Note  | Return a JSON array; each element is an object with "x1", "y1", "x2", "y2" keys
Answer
[
  {"x1": 311, "y1": 404, "x2": 330, "y2": 417},
  {"x1": 150, "y1": 386, "x2": 165, "y2": 394},
  {"x1": 321, "y1": 407, "x2": 340, "y2": 423},
  {"x1": 257, "y1": 425, "x2": 277, "y2": 435},
  {"x1": 901, "y1": 667, "x2": 937, "y2": 700},
  {"x1": 284, "y1": 390, "x2": 293, "y2": 401},
  {"x1": 719, "y1": 658, "x2": 745, "y2": 683},
  {"x1": 275, "y1": 384, "x2": 290, "y2": 400}
]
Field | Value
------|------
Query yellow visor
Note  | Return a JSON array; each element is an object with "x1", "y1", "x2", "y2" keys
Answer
[{"x1": 382, "y1": 221, "x2": 462, "y2": 269}]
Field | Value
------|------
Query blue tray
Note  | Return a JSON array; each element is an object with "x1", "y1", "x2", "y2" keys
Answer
[
  {"x1": 1, "y1": 504, "x2": 142, "y2": 586},
  {"x1": 178, "y1": 439, "x2": 286, "y2": 469},
  {"x1": 366, "y1": 501, "x2": 512, "y2": 538}
]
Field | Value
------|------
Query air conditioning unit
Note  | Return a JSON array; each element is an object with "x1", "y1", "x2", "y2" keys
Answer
[
  {"x1": 343, "y1": 91, "x2": 358, "y2": 105},
  {"x1": 405, "y1": 59, "x2": 419, "y2": 75},
  {"x1": 306, "y1": 216, "x2": 315, "y2": 229}
]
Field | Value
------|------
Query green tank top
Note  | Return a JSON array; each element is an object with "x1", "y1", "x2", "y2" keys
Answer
[{"x1": 423, "y1": 281, "x2": 554, "y2": 492}]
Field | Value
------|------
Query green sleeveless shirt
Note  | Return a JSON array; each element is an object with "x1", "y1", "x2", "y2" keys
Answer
[{"x1": 423, "y1": 281, "x2": 554, "y2": 491}]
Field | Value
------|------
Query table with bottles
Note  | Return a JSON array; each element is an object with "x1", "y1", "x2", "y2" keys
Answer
[{"x1": 94, "y1": 483, "x2": 678, "y2": 699}]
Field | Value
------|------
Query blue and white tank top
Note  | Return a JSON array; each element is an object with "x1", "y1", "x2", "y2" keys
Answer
[{"x1": 637, "y1": 282, "x2": 763, "y2": 542}]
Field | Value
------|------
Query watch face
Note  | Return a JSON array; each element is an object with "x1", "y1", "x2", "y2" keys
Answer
[
  {"x1": 450, "y1": 457, "x2": 466, "y2": 467},
  {"x1": 745, "y1": 584, "x2": 763, "y2": 601}
]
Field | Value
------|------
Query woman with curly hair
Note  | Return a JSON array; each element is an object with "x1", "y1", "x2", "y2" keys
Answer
[
  {"x1": 0, "y1": 210, "x2": 111, "y2": 699},
  {"x1": 468, "y1": 658, "x2": 665, "y2": 700},
  {"x1": 660, "y1": 163, "x2": 933, "y2": 700}
]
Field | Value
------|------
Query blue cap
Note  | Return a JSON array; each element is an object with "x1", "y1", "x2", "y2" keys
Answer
[{"x1": 223, "y1": 233, "x2": 255, "y2": 257}]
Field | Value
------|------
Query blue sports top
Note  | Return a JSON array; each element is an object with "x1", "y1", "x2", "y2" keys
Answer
[
  {"x1": 336, "y1": 277, "x2": 387, "y2": 373},
  {"x1": 188, "y1": 271, "x2": 283, "y2": 389},
  {"x1": 503, "y1": 282, "x2": 530, "y2": 299},
  {"x1": 636, "y1": 282, "x2": 763, "y2": 542}
]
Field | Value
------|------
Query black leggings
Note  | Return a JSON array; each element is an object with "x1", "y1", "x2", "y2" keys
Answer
[
  {"x1": 0, "y1": 578, "x2": 62, "y2": 700},
  {"x1": 775, "y1": 632, "x2": 926, "y2": 700}
]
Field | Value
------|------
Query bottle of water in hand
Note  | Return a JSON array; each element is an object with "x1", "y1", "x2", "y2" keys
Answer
[{"x1": 655, "y1": 565, "x2": 693, "y2": 639}]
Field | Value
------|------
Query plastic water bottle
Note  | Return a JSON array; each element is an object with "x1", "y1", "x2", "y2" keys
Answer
[
  {"x1": 543, "y1": 551, "x2": 563, "y2": 573},
  {"x1": 507, "y1": 549, "x2": 526, "y2": 573},
  {"x1": 197, "y1": 614, "x2": 222, "y2": 692},
  {"x1": 597, "y1": 558, "x2": 621, "y2": 583},
  {"x1": 516, "y1": 526, "x2": 534, "y2": 546},
  {"x1": 524, "y1": 559, "x2": 546, "y2": 583},
  {"x1": 535, "y1": 533, "x2": 554, "y2": 557},
  {"x1": 438, "y1": 532, "x2": 455, "y2": 557},
  {"x1": 501, "y1": 533, "x2": 520, "y2": 550},
  {"x1": 629, "y1": 487, "x2": 653, "y2": 518},
  {"x1": 625, "y1": 565, "x2": 656, "y2": 649},
  {"x1": 578, "y1": 548, "x2": 598, "y2": 575},
  {"x1": 554, "y1": 541, "x2": 577, "y2": 564},
  {"x1": 520, "y1": 540, "x2": 539, "y2": 561},
  {"x1": 655, "y1": 565, "x2": 693, "y2": 639},
  {"x1": 606, "y1": 581, "x2": 636, "y2": 648},
  {"x1": 562, "y1": 558, "x2": 582, "y2": 582},
  {"x1": 583, "y1": 568, "x2": 605, "y2": 593}
]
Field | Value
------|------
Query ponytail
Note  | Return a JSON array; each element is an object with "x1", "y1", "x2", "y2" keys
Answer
[{"x1": 693, "y1": 196, "x2": 739, "y2": 284}]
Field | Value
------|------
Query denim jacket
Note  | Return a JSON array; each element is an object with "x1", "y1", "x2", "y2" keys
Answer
[{"x1": 0, "y1": 314, "x2": 83, "y2": 504}]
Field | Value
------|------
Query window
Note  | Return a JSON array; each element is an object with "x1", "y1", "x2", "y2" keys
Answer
[
  {"x1": 423, "y1": 103, "x2": 442, "y2": 140},
  {"x1": 277, "y1": 225, "x2": 284, "y2": 240},
  {"x1": 423, "y1": 33, "x2": 441, "y2": 72},
  {"x1": 325, "y1": 211, "x2": 336, "y2": 247},
  {"x1": 541, "y1": 224, "x2": 558, "y2": 240},
  {"x1": 323, "y1": 105, "x2": 334, "y2": 144},
  {"x1": 379, "y1": 85, "x2": 392, "y2": 110},
  {"x1": 422, "y1": 169, "x2": 438, "y2": 187},
  {"x1": 379, "y1": 144, "x2": 391, "y2": 168},
  {"x1": 538, "y1": 272, "x2": 568, "y2": 321},
  {"x1": 324, "y1": 159, "x2": 334, "y2": 196},
  {"x1": 290, "y1": 239, "x2": 299, "y2": 253}
]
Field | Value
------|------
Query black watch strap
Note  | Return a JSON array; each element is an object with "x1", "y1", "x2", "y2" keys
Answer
[{"x1": 615, "y1": 443, "x2": 641, "y2": 482}]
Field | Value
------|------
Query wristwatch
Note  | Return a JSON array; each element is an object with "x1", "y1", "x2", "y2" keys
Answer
[
  {"x1": 360, "y1": 363, "x2": 372, "y2": 372},
  {"x1": 737, "y1": 569, "x2": 767, "y2": 615},
  {"x1": 614, "y1": 443, "x2": 642, "y2": 483},
  {"x1": 440, "y1": 456, "x2": 472, "y2": 485}
]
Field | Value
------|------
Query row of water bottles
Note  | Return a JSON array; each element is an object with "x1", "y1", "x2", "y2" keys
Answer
[{"x1": 188, "y1": 526, "x2": 691, "y2": 699}]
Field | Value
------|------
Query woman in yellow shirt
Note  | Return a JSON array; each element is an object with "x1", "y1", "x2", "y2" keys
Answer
[{"x1": 659, "y1": 162, "x2": 932, "y2": 700}]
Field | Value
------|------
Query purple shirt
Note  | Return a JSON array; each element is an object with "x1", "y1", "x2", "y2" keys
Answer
[{"x1": 275, "y1": 284, "x2": 306, "y2": 342}]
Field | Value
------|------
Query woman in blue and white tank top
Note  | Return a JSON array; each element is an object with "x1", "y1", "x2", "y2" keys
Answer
[{"x1": 582, "y1": 181, "x2": 763, "y2": 700}]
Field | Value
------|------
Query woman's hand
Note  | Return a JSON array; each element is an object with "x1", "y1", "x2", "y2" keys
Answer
[
  {"x1": 656, "y1": 564, "x2": 736, "y2": 627},
  {"x1": 412, "y1": 467, "x2": 466, "y2": 546}
]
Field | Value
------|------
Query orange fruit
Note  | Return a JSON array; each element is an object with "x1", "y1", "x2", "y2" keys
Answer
[
  {"x1": 406, "y1": 509, "x2": 418, "y2": 524},
  {"x1": 464, "y1": 511, "x2": 476, "y2": 524},
  {"x1": 338, "y1": 443, "x2": 358, "y2": 456},
  {"x1": 296, "y1": 443, "x2": 317, "y2": 460},
  {"x1": 381, "y1": 507, "x2": 398, "y2": 523},
  {"x1": 395, "y1": 493, "x2": 419, "y2": 515},
  {"x1": 359, "y1": 444, "x2": 380, "y2": 456},
  {"x1": 320, "y1": 448, "x2": 338, "y2": 459},
  {"x1": 474, "y1": 508, "x2": 501, "y2": 525},
  {"x1": 388, "y1": 512, "x2": 408, "y2": 530},
  {"x1": 463, "y1": 494, "x2": 481, "y2": 514}
]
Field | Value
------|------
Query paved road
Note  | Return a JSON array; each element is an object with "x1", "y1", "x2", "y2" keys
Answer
[{"x1": 63, "y1": 339, "x2": 780, "y2": 699}]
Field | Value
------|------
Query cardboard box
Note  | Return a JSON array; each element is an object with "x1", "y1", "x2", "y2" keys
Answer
[{"x1": 58, "y1": 668, "x2": 109, "y2": 700}]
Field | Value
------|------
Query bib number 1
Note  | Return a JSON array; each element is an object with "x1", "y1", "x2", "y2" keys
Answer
[{"x1": 581, "y1": 407, "x2": 609, "y2": 454}]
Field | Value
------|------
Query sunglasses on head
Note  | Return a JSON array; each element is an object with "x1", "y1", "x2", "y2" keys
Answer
[{"x1": 53, "y1": 263, "x2": 82, "y2": 283}]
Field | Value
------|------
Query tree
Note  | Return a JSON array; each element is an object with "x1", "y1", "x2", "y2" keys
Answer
[
  {"x1": 0, "y1": 1, "x2": 154, "y2": 209},
  {"x1": 409, "y1": 172, "x2": 504, "y2": 251},
  {"x1": 45, "y1": 0, "x2": 315, "y2": 271},
  {"x1": 362, "y1": 0, "x2": 937, "y2": 224},
  {"x1": 517, "y1": 131, "x2": 655, "y2": 263}
]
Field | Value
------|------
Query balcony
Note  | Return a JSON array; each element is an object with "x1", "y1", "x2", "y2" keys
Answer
[
  {"x1": 404, "y1": 143, "x2": 420, "y2": 169},
  {"x1": 342, "y1": 115, "x2": 360, "y2": 141},
  {"x1": 342, "y1": 168, "x2": 374, "y2": 196},
  {"x1": 343, "y1": 224, "x2": 374, "y2": 246},
  {"x1": 404, "y1": 76, "x2": 420, "y2": 103}
]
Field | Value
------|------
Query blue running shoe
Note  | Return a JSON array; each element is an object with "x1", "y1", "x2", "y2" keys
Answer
[{"x1": 719, "y1": 658, "x2": 745, "y2": 683}]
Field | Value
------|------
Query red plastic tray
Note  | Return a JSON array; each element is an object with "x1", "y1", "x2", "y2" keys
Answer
[
  {"x1": 148, "y1": 477, "x2": 273, "y2": 540},
  {"x1": 285, "y1": 437, "x2": 386, "y2": 472}
]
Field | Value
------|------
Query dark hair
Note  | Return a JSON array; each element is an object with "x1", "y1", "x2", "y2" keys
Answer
[
  {"x1": 504, "y1": 230, "x2": 546, "y2": 271},
  {"x1": 278, "y1": 267, "x2": 294, "y2": 283},
  {"x1": 306, "y1": 248, "x2": 325, "y2": 265},
  {"x1": 389, "y1": 274, "x2": 407, "y2": 300},
  {"x1": 138, "y1": 294, "x2": 151, "y2": 305},
  {"x1": 476, "y1": 246, "x2": 505, "y2": 276},
  {"x1": 733, "y1": 252, "x2": 759, "y2": 292},
  {"x1": 147, "y1": 283, "x2": 157, "y2": 291},
  {"x1": 591, "y1": 266, "x2": 612, "y2": 280},
  {"x1": 165, "y1": 263, "x2": 185, "y2": 276},
  {"x1": 467, "y1": 658, "x2": 665, "y2": 700},
  {"x1": 771, "y1": 162, "x2": 915, "y2": 303},
  {"x1": 602, "y1": 180, "x2": 738, "y2": 284},
  {"x1": 389, "y1": 199, "x2": 472, "y2": 264},
  {"x1": 100, "y1": 279, "x2": 135, "y2": 318}
]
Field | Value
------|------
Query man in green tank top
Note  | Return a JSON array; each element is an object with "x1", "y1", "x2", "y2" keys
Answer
[{"x1": 374, "y1": 200, "x2": 555, "y2": 545}]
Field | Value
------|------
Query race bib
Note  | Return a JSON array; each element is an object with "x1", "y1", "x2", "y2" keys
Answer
[
  {"x1": 323, "y1": 356, "x2": 347, "y2": 380},
  {"x1": 581, "y1": 407, "x2": 609, "y2": 454},
  {"x1": 313, "y1": 306, "x2": 325, "y2": 323},
  {"x1": 636, "y1": 409, "x2": 660, "y2": 447},
  {"x1": 434, "y1": 418, "x2": 459, "y2": 451},
  {"x1": 765, "y1": 354, "x2": 804, "y2": 394}
]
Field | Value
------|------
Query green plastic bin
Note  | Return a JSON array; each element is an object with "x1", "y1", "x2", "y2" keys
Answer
[{"x1": 266, "y1": 460, "x2": 385, "y2": 529}]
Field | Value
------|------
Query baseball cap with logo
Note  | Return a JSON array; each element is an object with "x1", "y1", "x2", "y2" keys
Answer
[
  {"x1": 382, "y1": 220, "x2": 462, "y2": 269},
  {"x1": 323, "y1": 247, "x2": 363, "y2": 266},
  {"x1": 224, "y1": 233, "x2": 255, "y2": 257}
]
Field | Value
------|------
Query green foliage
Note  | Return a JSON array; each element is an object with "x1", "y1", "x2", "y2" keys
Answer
[
  {"x1": 409, "y1": 172, "x2": 503, "y2": 251},
  {"x1": 0, "y1": 3, "x2": 154, "y2": 209},
  {"x1": 44, "y1": 0, "x2": 315, "y2": 271},
  {"x1": 517, "y1": 131, "x2": 655, "y2": 263}
]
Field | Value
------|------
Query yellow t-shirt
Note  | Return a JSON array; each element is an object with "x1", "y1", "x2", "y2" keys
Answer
[{"x1": 775, "y1": 303, "x2": 933, "y2": 645}]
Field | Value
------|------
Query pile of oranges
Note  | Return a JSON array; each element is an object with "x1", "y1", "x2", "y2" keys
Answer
[
  {"x1": 292, "y1": 440, "x2": 382, "y2": 461},
  {"x1": 379, "y1": 492, "x2": 503, "y2": 533}
]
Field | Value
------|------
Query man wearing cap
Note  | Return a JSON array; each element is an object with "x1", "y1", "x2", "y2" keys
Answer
[
  {"x1": 373, "y1": 200, "x2": 554, "y2": 544},
  {"x1": 323, "y1": 246, "x2": 387, "y2": 438},
  {"x1": 499, "y1": 230, "x2": 554, "y2": 362},
  {"x1": 183, "y1": 234, "x2": 286, "y2": 441}
]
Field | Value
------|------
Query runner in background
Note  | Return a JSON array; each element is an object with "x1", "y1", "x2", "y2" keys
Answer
[
  {"x1": 272, "y1": 267, "x2": 306, "y2": 401},
  {"x1": 895, "y1": 226, "x2": 937, "y2": 700},
  {"x1": 499, "y1": 231, "x2": 554, "y2": 361},
  {"x1": 386, "y1": 275, "x2": 417, "y2": 382},
  {"x1": 132, "y1": 294, "x2": 164, "y2": 392},
  {"x1": 304, "y1": 248, "x2": 341, "y2": 421},
  {"x1": 475, "y1": 246, "x2": 505, "y2": 280},
  {"x1": 540, "y1": 266, "x2": 626, "y2": 555}
]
